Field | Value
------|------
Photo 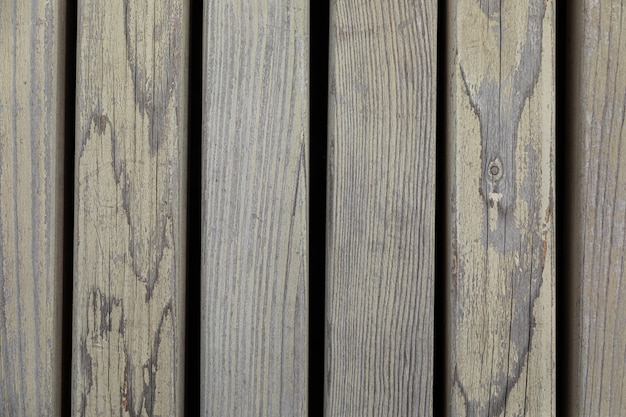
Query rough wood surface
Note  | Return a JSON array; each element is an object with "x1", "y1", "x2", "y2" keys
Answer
[
  {"x1": 325, "y1": 1, "x2": 436, "y2": 415},
  {"x1": 72, "y1": 0, "x2": 188, "y2": 415},
  {"x1": 573, "y1": 1, "x2": 626, "y2": 415},
  {"x1": 447, "y1": 0, "x2": 555, "y2": 416},
  {"x1": 201, "y1": 1, "x2": 309, "y2": 416},
  {"x1": 0, "y1": 1, "x2": 65, "y2": 415}
]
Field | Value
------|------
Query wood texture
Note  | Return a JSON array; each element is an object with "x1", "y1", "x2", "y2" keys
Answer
[
  {"x1": 325, "y1": 0, "x2": 436, "y2": 415},
  {"x1": 0, "y1": 1, "x2": 65, "y2": 415},
  {"x1": 201, "y1": 1, "x2": 309, "y2": 416},
  {"x1": 72, "y1": 0, "x2": 188, "y2": 415},
  {"x1": 448, "y1": 0, "x2": 555, "y2": 415},
  {"x1": 573, "y1": 0, "x2": 626, "y2": 415}
]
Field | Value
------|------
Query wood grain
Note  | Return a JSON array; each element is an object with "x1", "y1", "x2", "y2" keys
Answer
[
  {"x1": 447, "y1": 0, "x2": 555, "y2": 415},
  {"x1": 201, "y1": 1, "x2": 308, "y2": 416},
  {"x1": 0, "y1": 1, "x2": 65, "y2": 415},
  {"x1": 72, "y1": 0, "x2": 188, "y2": 415},
  {"x1": 573, "y1": 0, "x2": 626, "y2": 415},
  {"x1": 325, "y1": 0, "x2": 436, "y2": 415}
]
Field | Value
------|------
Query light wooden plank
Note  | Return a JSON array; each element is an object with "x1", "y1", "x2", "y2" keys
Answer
[
  {"x1": 201, "y1": 1, "x2": 309, "y2": 416},
  {"x1": 0, "y1": 1, "x2": 65, "y2": 415},
  {"x1": 447, "y1": 0, "x2": 555, "y2": 415},
  {"x1": 72, "y1": 0, "x2": 188, "y2": 415},
  {"x1": 573, "y1": 0, "x2": 626, "y2": 415},
  {"x1": 325, "y1": 0, "x2": 436, "y2": 415}
]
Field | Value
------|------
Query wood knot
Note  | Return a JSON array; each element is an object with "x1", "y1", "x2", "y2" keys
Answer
[{"x1": 488, "y1": 158, "x2": 503, "y2": 181}]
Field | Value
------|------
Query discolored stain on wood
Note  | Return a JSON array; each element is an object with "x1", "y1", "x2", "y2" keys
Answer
[
  {"x1": 122, "y1": 371, "x2": 129, "y2": 411},
  {"x1": 72, "y1": 0, "x2": 188, "y2": 415},
  {"x1": 123, "y1": 0, "x2": 183, "y2": 154},
  {"x1": 448, "y1": 0, "x2": 555, "y2": 415},
  {"x1": 96, "y1": 114, "x2": 109, "y2": 135}
]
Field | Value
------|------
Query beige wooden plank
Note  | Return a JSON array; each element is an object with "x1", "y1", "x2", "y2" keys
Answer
[
  {"x1": 201, "y1": 1, "x2": 309, "y2": 416},
  {"x1": 0, "y1": 1, "x2": 65, "y2": 415},
  {"x1": 572, "y1": 0, "x2": 626, "y2": 415},
  {"x1": 71, "y1": 0, "x2": 188, "y2": 415},
  {"x1": 447, "y1": 0, "x2": 555, "y2": 415},
  {"x1": 325, "y1": 0, "x2": 436, "y2": 415}
]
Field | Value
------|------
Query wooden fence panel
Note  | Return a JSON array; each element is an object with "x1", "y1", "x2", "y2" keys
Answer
[
  {"x1": 573, "y1": 0, "x2": 626, "y2": 415},
  {"x1": 325, "y1": 1, "x2": 436, "y2": 415},
  {"x1": 72, "y1": 0, "x2": 188, "y2": 415},
  {"x1": 8, "y1": 2, "x2": 626, "y2": 414},
  {"x1": 0, "y1": 1, "x2": 66, "y2": 415},
  {"x1": 448, "y1": 0, "x2": 555, "y2": 416},
  {"x1": 201, "y1": 1, "x2": 309, "y2": 416}
]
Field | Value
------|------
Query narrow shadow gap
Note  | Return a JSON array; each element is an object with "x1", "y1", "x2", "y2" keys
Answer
[
  {"x1": 434, "y1": 0, "x2": 449, "y2": 416},
  {"x1": 185, "y1": 0, "x2": 203, "y2": 415},
  {"x1": 309, "y1": 0, "x2": 330, "y2": 415},
  {"x1": 555, "y1": 0, "x2": 574, "y2": 415},
  {"x1": 62, "y1": 0, "x2": 77, "y2": 415}
]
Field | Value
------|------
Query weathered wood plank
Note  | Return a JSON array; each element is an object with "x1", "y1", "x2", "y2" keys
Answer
[
  {"x1": 0, "y1": 1, "x2": 65, "y2": 415},
  {"x1": 448, "y1": 0, "x2": 555, "y2": 415},
  {"x1": 72, "y1": 0, "x2": 188, "y2": 415},
  {"x1": 201, "y1": 1, "x2": 309, "y2": 416},
  {"x1": 573, "y1": 0, "x2": 626, "y2": 415},
  {"x1": 325, "y1": 0, "x2": 436, "y2": 415}
]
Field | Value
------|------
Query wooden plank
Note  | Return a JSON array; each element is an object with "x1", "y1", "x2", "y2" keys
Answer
[
  {"x1": 573, "y1": 0, "x2": 626, "y2": 415},
  {"x1": 201, "y1": 1, "x2": 309, "y2": 416},
  {"x1": 325, "y1": 1, "x2": 436, "y2": 415},
  {"x1": 0, "y1": 1, "x2": 65, "y2": 415},
  {"x1": 72, "y1": 0, "x2": 188, "y2": 415},
  {"x1": 447, "y1": 0, "x2": 555, "y2": 415}
]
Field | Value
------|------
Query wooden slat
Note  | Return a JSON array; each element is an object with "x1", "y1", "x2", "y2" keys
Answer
[
  {"x1": 0, "y1": 1, "x2": 65, "y2": 415},
  {"x1": 573, "y1": 0, "x2": 626, "y2": 415},
  {"x1": 325, "y1": 1, "x2": 436, "y2": 415},
  {"x1": 72, "y1": 0, "x2": 188, "y2": 415},
  {"x1": 448, "y1": 0, "x2": 555, "y2": 415},
  {"x1": 201, "y1": 1, "x2": 309, "y2": 416}
]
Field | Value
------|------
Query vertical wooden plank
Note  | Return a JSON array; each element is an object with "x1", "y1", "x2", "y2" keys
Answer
[
  {"x1": 325, "y1": 0, "x2": 436, "y2": 415},
  {"x1": 201, "y1": 1, "x2": 309, "y2": 416},
  {"x1": 448, "y1": 0, "x2": 555, "y2": 416},
  {"x1": 0, "y1": 1, "x2": 65, "y2": 415},
  {"x1": 574, "y1": 0, "x2": 626, "y2": 415},
  {"x1": 72, "y1": 0, "x2": 188, "y2": 415}
]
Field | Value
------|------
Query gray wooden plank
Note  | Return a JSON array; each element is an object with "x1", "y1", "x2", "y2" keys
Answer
[
  {"x1": 447, "y1": 0, "x2": 555, "y2": 415},
  {"x1": 71, "y1": 0, "x2": 188, "y2": 415},
  {"x1": 201, "y1": 1, "x2": 309, "y2": 416},
  {"x1": 0, "y1": 1, "x2": 66, "y2": 415},
  {"x1": 572, "y1": 0, "x2": 626, "y2": 415},
  {"x1": 325, "y1": 1, "x2": 436, "y2": 415}
]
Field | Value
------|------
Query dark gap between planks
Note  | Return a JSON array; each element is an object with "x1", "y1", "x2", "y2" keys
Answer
[
  {"x1": 185, "y1": 0, "x2": 203, "y2": 414},
  {"x1": 555, "y1": 0, "x2": 574, "y2": 415},
  {"x1": 309, "y1": 0, "x2": 330, "y2": 414},
  {"x1": 434, "y1": 0, "x2": 449, "y2": 415},
  {"x1": 62, "y1": 0, "x2": 78, "y2": 414}
]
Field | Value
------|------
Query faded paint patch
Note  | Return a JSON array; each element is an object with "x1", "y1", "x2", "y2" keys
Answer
[{"x1": 451, "y1": 0, "x2": 554, "y2": 415}]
